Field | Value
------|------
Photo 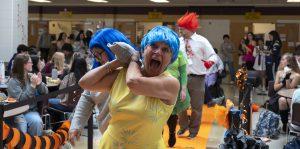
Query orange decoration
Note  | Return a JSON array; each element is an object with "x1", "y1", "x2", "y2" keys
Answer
[{"x1": 2, "y1": 120, "x2": 70, "y2": 148}]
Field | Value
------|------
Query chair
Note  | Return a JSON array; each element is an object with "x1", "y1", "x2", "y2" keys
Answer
[
  {"x1": 37, "y1": 98, "x2": 51, "y2": 130},
  {"x1": 287, "y1": 102, "x2": 300, "y2": 142},
  {"x1": 48, "y1": 84, "x2": 83, "y2": 126}
]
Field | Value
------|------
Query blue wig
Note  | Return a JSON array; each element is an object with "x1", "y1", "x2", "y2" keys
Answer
[
  {"x1": 140, "y1": 26, "x2": 179, "y2": 64},
  {"x1": 89, "y1": 28, "x2": 137, "y2": 69}
]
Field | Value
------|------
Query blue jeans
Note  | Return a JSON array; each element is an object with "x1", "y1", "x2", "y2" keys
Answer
[
  {"x1": 14, "y1": 111, "x2": 43, "y2": 136},
  {"x1": 49, "y1": 98, "x2": 73, "y2": 112},
  {"x1": 223, "y1": 61, "x2": 235, "y2": 81},
  {"x1": 49, "y1": 98, "x2": 73, "y2": 131}
]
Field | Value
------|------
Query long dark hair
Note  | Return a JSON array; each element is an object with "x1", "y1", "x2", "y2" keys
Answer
[
  {"x1": 57, "y1": 32, "x2": 66, "y2": 41},
  {"x1": 245, "y1": 32, "x2": 256, "y2": 45},
  {"x1": 11, "y1": 54, "x2": 30, "y2": 85},
  {"x1": 69, "y1": 55, "x2": 87, "y2": 82},
  {"x1": 31, "y1": 55, "x2": 40, "y2": 74},
  {"x1": 75, "y1": 31, "x2": 85, "y2": 41},
  {"x1": 269, "y1": 30, "x2": 282, "y2": 45}
]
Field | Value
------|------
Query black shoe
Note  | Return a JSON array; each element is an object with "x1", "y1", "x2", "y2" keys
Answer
[
  {"x1": 168, "y1": 133, "x2": 176, "y2": 147},
  {"x1": 177, "y1": 129, "x2": 186, "y2": 136},
  {"x1": 187, "y1": 133, "x2": 197, "y2": 139},
  {"x1": 282, "y1": 124, "x2": 287, "y2": 132}
]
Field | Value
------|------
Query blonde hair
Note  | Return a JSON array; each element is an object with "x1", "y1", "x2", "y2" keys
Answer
[
  {"x1": 278, "y1": 52, "x2": 300, "y2": 73},
  {"x1": 51, "y1": 52, "x2": 65, "y2": 71}
]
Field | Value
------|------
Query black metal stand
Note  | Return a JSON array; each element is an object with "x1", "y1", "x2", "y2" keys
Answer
[
  {"x1": 0, "y1": 104, "x2": 4, "y2": 149},
  {"x1": 239, "y1": 83, "x2": 253, "y2": 135},
  {"x1": 88, "y1": 114, "x2": 93, "y2": 149}
]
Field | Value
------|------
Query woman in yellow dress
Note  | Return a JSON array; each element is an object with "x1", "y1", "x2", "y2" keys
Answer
[{"x1": 79, "y1": 26, "x2": 180, "y2": 148}]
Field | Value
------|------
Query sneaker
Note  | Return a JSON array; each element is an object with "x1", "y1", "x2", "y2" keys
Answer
[
  {"x1": 229, "y1": 81, "x2": 234, "y2": 85},
  {"x1": 168, "y1": 133, "x2": 176, "y2": 147},
  {"x1": 187, "y1": 133, "x2": 197, "y2": 139},
  {"x1": 177, "y1": 129, "x2": 186, "y2": 136}
]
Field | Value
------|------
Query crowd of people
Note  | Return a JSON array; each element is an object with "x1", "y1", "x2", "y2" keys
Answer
[{"x1": 2, "y1": 11, "x2": 300, "y2": 148}]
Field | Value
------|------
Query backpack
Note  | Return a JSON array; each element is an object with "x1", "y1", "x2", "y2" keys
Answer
[
  {"x1": 284, "y1": 138, "x2": 300, "y2": 149},
  {"x1": 253, "y1": 110, "x2": 281, "y2": 138}
]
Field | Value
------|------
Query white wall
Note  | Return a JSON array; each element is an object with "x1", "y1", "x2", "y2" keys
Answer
[
  {"x1": 49, "y1": 21, "x2": 72, "y2": 39},
  {"x1": 253, "y1": 23, "x2": 275, "y2": 41},
  {"x1": 197, "y1": 19, "x2": 230, "y2": 50},
  {"x1": 0, "y1": 0, "x2": 28, "y2": 62}
]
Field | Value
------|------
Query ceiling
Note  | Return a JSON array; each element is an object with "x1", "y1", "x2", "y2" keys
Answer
[{"x1": 28, "y1": 0, "x2": 300, "y2": 7}]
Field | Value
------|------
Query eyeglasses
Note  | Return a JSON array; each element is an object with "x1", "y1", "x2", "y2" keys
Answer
[{"x1": 92, "y1": 49, "x2": 105, "y2": 62}]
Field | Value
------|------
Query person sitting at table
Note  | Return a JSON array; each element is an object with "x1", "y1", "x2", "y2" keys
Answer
[
  {"x1": 274, "y1": 53, "x2": 300, "y2": 132},
  {"x1": 31, "y1": 55, "x2": 46, "y2": 84},
  {"x1": 7, "y1": 53, "x2": 48, "y2": 136},
  {"x1": 48, "y1": 54, "x2": 88, "y2": 131},
  {"x1": 68, "y1": 28, "x2": 137, "y2": 147},
  {"x1": 41, "y1": 51, "x2": 68, "y2": 79},
  {"x1": 7, "y1": 44, "x2": 29, "y2": 75}
]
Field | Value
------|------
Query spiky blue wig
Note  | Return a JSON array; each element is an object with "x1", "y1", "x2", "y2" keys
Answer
[
  {"x1": 89, "y1": 28, "x2": 137, "y2": 69},
  {"x1": 140, "y1": 26, "x2": 179, "y2": 64}
]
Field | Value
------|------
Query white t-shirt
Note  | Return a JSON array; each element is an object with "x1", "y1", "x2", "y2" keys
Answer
[{"x1": 179, "y1": 33, "x2": 217, "y2": 75}]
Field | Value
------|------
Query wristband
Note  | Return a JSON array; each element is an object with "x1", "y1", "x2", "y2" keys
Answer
[{"x1": 131, "y1": 59, "x2": 142, "y2": 67}]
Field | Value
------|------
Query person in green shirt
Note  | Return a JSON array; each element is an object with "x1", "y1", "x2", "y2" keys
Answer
[{"x1": 166, "y1": 50, "x2": 190, "y2": 147}]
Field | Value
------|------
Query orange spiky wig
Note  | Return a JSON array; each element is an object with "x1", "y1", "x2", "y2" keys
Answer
[{"x1": 177, "y1": 12, "x2": 199, "y2": 32}]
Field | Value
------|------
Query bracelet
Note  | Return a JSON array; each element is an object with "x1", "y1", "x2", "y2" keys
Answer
[
  {"x1": 105, "y1": 62, "x2": 112, "y2": 73},
  {"x1": 131, "y1": 59, "x2": 142, "y2": 67}
]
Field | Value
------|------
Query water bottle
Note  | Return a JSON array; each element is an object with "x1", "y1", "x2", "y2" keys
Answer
[{"x1": 51, "y1": 67, "x2": 58, "y2": 79}]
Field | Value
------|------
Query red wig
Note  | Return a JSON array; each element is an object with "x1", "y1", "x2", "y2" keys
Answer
[{"x1": 177, "y1": 12, "x2": 199, "y2": 32}]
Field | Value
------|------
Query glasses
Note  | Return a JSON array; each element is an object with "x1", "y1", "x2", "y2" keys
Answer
[{"x1": 92, "y1": 49, "x2": 105, "y2": 62}]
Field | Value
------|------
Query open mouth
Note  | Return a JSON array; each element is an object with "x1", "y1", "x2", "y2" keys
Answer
[{"x1": 150, "y1": 59, "x2": 162, "y2": 71}]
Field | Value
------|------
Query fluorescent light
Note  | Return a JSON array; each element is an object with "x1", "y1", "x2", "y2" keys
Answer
[
  {"x1": 150, "y1": 0, "x2": 170, "y2": 3},
  {"x1": 29, "y1": 0, "x2": 52, "y2": 3},
  {"x1": 87, "y1": 0, "x2": 108, "y2": 3},
  {"x1": 287, "y1": 0, "x2": 300, "y2": 2}
]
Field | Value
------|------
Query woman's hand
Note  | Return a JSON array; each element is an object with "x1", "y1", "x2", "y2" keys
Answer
[
  {"x1": 30, "y1": 74, "x2": 39, "y2": 87},
  {"x1": 108, "y1": 42, "x2": 136, "y2": 64},
  {"x1": 180, "y1": 87, "x2": 186, "y2": 102},
  {"x1": 69, "y1": 129, "x2": 81, "y2": 147},
  {"x1": 37, "y1": 72, "x2": 42, "y2": 85}
]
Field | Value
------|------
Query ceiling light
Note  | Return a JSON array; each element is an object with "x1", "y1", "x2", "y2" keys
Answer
[
  {"x1": 87, "y1": 0, "x2": 108, "y2": 3},
  {"x1": 29, "y1": 0, "x2": 52, "y2": 3},
  {"x1": 150, "y1": 0, "x2": 170, "y2": 3},
  {"x1": 287, "y1": 0, "x2": 300, "y2": 2}
]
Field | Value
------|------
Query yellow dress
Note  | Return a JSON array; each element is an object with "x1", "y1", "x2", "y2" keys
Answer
[{"x1": 99, "y1": 68, "x2": 174, "y2": 149}]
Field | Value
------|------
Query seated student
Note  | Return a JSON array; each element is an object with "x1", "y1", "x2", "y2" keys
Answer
[
  {"x1": 48, "y1": 54, "x2": 88, "y2": 131},
  {"x1": 41, "y1": 52, "x2": 68, "y2": 79},
  {"x1": 274, "y1": 53, "x2": 300, "y2": 132},
  {"x1": 31, "y1": 55, "x2": 46, "y2": 84},
  {"x1": 7, "y1": 54, "x2": 48, "y2": 136},
  {"x1": 291, "y1": 88, "x2": 300, "y2": 130},
  {"x1": 7, "y1": 44, "x2": 29, "y2": 75},
  {"x1": 62, "y1": 43, "x2": 74, "y2": 66},
  {"x1": 294, "y1": 45, "x2": 300, "y2": 69}
]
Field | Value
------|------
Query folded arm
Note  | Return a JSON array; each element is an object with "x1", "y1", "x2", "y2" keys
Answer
[
  {"x1": 126, "y1": 60, "x2": 180, "y2": 105},
  {"x1": 79, "y1": 60, "x2": 123, "y2": 92}
]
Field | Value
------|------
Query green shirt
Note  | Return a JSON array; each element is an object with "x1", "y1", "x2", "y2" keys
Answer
[
  {"x1": 167, "y1": 50, "x2": 187, "y2": 86},
  {"x1": 167, "y1": 50, "x2": 190, "y2": 114}
]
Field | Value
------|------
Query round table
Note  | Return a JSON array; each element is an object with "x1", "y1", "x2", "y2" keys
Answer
[{"x1": 278, "y1": 89, "x2": 296, "y2": 99}]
